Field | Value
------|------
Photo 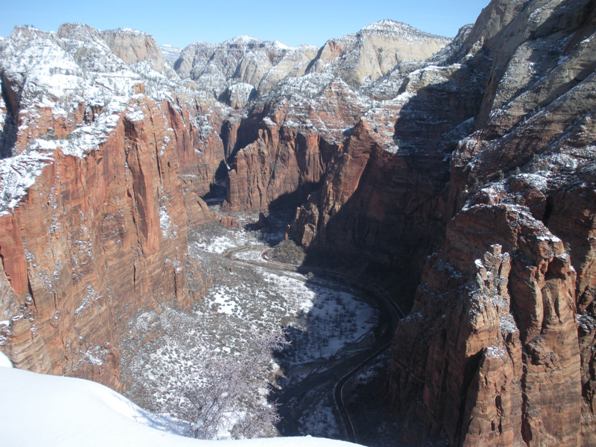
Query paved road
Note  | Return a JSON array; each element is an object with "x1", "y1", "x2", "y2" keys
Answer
[{"x1": 223, "y1": 245, "x2": 404, "y2": 442}]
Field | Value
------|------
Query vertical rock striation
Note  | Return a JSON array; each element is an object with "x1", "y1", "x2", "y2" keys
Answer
[
  {"x1": 0, "y1": 25, "x2": 221, "y2": 390},
  {"x1": 0, "y1": 99, "x2": 213, "y2": 390}
]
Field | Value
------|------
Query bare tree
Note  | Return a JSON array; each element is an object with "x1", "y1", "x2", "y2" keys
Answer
[{"x1": 184, "y1": 332, "x2": 287, "y2": 439}]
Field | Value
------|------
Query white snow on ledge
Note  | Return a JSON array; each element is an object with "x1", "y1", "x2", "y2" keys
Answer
[
  {"x1": 0, "y1": 149, "x2": 54, "y2": 215},
  {"x1": 0, "y1": 355, "x2": 361, "y2": 447},
  {"x1": 0, "y1": 108, "x2": 125, "y2": 215}
]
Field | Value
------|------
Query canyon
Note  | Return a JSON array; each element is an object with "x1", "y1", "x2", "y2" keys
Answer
[{"x1": 0, "y1": 0, "x2": 594, "y2": 446}]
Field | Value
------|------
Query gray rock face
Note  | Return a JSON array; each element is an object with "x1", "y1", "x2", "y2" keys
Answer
[
  {"x1": 307, "y1": 20, "x2": 450, "y2": 87},
  {"x1": 173, "y1": 20, "x2": 449, "y2": 101},
  {"x1": 173, "y1": 36, "x2": 316, "y2": 97},
  {"x1": 220, "y1": 82, "x2": 256, "y2": 109},
  {"x1": 99, "y1": 28, "x2": 177, "y2": 77}
]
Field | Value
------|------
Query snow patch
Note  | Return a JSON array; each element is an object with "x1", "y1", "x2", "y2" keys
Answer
[
  {"x1": 83, "y1": 345, "x2": 109, "y2": 366},
  {"x1": 485, "y1": 345, "x2": 506, "y2": 359},
  {"x1": 0, "y1": 367, "x2": 361, "y2": 446},
  {"x1": 0, "y1": 149, "x2": 54, "y2": 214},
  {"x1": 125, "y1": 106, "x2": 145, "y2": 122},
  {"x1": 160, "y1": 205, "x2": 177, "y2": 239}
]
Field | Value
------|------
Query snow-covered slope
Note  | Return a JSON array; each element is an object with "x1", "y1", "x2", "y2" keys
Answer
[{"x1": 0, "y1": 353, "x2": 361, "y2": 447}]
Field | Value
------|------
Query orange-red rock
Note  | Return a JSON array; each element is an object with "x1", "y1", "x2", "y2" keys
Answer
[{"x1": 0, "y1": 98, "x2": 212, "y2": 390}]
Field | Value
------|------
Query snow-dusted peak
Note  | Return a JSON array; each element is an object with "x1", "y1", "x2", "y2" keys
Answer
[
  {"x1": 173, "y1": 35, "x2": 309, "y2": 97},
  {"x1": 1, "y1": 28, "x2": 84, "y2": 107},
  {"x1": 227, "y1": 35, "x2": 259, "y2": 45},
  {"x1": 363, "y1": 19, "x2": 413, "y2": 32},
  {"x1": 57, "y1": 23, "x2": 103, "y2": 39},
  {"x1": 108, "y1": 27, "x2": 148, "y2": 36},
  {"x1": 221, "y1": 35, "x2": 296, "y2": 52},
  {"x1": 0, "y1": 22, "x2": 191, "y2": 213},
  {"x1": 272, "y1": 40, "x2": 295, "y2": 50},
  {"x1": 10, "y1": 25, "x2": 48, "y2": 40},
  {"x1": 306, "y1": 19, "x2": 450, "y2": 88},
  {"x1": 360, "y1": 19, "x2": 449, "y2": 41}
]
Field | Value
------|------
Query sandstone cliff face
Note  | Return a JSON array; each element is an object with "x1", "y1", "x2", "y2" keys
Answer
[
  {"x1": 0, "y1": 99, "x2": 212, "y2": 390},
  {"x1": 307, "y1": 20, "x2": 449, "y2": 88},
  {"x1": 99, "y1": 27, "x2": 172, "y2": 75},
  {"x1": 288, "y1": 56, "x2": 485, "y2": 300},
  {"x1": 224, "y1": 73, "x2": 372, "y2": 212},
  {"x1": 225, "y1": 120, "x2": 339, "y2": 211},
  {"x1": 0, "y1": 25, "x2": 223, "y2": 390},
  {"x1": 391, "y1": 207, "x2": 582, "y2": 446}
]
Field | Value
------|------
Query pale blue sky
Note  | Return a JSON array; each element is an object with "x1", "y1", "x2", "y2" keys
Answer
[{"x1": 2, "y1": 0, "x2": 490, "y2": 48}]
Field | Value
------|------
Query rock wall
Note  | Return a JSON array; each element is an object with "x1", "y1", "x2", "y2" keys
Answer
[
  {"x1": 223, "y1": 72, "x2": 373, "y2": 213},
  {"x1": 391, "y1": 207, "x2": 583, "y2": 446},
  {"x1": 0, "y1": 99, "x2": 213, "y2": 390},
  {"x1": 99, "y1": 27, "x2": 169, "y2": 73},
  {"x1": 225, "y1": 120, "x2": 338, "y2": 212},
  {"x1": 286, "y1": 0, "x2": 595, "y2": 444}
]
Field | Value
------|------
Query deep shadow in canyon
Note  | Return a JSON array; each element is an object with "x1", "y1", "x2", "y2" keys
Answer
[{"x1": 239, "y1": 206, "x2": 404, "y2": 444}]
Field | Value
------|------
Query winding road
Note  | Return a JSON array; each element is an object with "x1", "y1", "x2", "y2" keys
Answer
[{"x1": 223, "y1": 244, "x2": 404, "y2": 443}]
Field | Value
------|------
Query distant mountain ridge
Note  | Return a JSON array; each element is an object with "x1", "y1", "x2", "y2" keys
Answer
[{"x1": 172, "y1": 19, "x2": 449, "y2": 101}]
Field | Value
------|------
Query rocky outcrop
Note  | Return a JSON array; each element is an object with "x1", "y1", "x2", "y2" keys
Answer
[
  {"x1": 174, "y1": 37, "x2": 317, "y2": 98},
  {"x1": 99, "y1": 27, "x2": 171, "y2": 74},
  {"x1": 225, "y1": 120, "x2": 339, "y2": 211},
  {"x1": 220, "y1": 82, "x2": 256, "y2": 109},
  {"x1": 391, "y1": 207, "x2": 582, "y2": 446},
  {"x1": 224, "y1": 73, "x2": 372, "y2": 212},
  {"x1": 307, "y1": 20, "x2": 449, "y2": 88}
]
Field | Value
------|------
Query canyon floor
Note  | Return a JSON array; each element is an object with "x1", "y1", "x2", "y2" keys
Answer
[{"x1": 119, "y1": 205, "x2": 403, "y2": 445}]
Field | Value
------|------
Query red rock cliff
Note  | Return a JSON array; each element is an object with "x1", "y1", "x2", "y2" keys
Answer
[{"x1": 0, "y1": 98, "x2": 213, "y2": 390}]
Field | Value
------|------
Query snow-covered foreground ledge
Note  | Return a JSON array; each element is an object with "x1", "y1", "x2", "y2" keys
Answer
[{"x1": 0, "y1": 353, "x2": 361, "y2": 447}]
